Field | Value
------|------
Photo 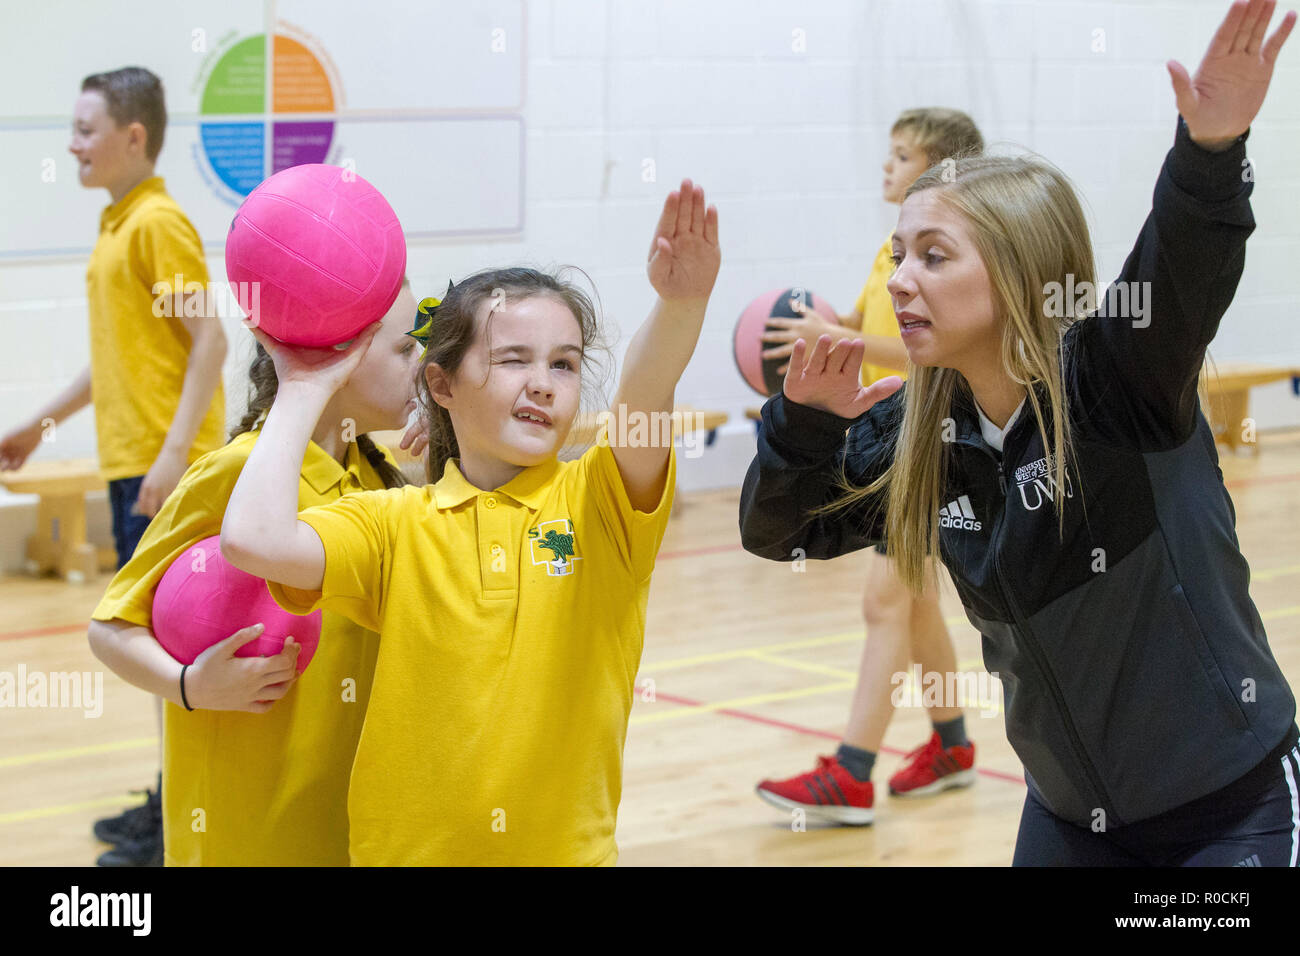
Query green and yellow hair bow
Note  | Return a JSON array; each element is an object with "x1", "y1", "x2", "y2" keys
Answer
[{"x1": 406, "y1": 281, "x2": 455, "y2": 359}]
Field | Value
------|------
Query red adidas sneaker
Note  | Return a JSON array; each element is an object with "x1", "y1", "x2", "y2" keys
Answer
[
  {"x1": 888, "y1": 732, "x2": 976, "y2": 797},
  {"x1": 755, "y1": 755, "x2": 874, "y2": 825}
]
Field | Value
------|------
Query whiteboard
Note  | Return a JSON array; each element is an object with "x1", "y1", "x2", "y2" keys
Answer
[{"x1": 0, "y1": 0, "x2": 525, "y2": 258}]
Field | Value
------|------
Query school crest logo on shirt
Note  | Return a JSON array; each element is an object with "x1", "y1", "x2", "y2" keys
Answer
[{"x1": 528, "y1": 518, "x2": 581, "y2": 577}]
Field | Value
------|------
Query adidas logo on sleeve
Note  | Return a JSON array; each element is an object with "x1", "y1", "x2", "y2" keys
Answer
[{"x1": 939, "y1": 494, "x2": 982, "y2": 532}]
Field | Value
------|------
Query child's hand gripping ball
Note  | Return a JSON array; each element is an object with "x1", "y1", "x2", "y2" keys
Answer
[{"x1": 152, "y1": 535, "x2": 321, "y2": 675}]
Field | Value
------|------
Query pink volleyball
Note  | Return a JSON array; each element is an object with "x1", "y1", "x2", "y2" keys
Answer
[
  {"x1": 733, "y1": 287, "x2": 838, "y2": 396},
  {"x1": 152, "y1": 536, "x2": 321, "y2": 675},
  {"x1": 225, "y1": 164, "x2": 406, "y2": 348}
]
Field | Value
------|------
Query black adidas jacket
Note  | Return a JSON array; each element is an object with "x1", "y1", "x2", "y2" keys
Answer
[{"x1": 739, "y1": 118, "x2": 1297, "y2": 828}]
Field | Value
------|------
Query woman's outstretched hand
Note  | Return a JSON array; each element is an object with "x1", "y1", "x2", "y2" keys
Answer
[
  {"x1": 1168, "y1": 0, "x2": 1295, "y2": 149},
  {"x1": 782, "y1": 334, "x2": 903, "y2": 419}
]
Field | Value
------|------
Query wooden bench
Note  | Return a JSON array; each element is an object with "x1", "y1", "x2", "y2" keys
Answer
[
  {"x1": 0, "y1": 459, "x2": 117, "y2": 582},
  {"x1": 1201, "y1": 363, "x2": 1300, "y2": 454}
]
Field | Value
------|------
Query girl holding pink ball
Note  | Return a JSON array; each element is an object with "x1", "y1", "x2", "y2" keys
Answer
[
  {"x1": 87, "y1": 168, "x2": 424, "y2": 865},
  {"x1": 87, "y1": 280, "x2": 421, "y2": 865}
]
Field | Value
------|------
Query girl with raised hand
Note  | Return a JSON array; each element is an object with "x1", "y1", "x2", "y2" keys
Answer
[
  {"x1": 221, "y1": 180, "x2": 720, "y2": 865},
  {"x1": 741, "y1": 0, "x2": 1298, "y2": 865},
  {"x1": 88, "y1": 282, "x2": 421, "y2": 865}
]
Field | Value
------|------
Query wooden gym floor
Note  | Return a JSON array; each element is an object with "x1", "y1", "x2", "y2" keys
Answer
[{"x1": 2, "y1": 429, "x2": 1298, "y2": 866}]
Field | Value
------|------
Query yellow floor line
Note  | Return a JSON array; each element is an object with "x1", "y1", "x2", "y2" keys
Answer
[
  {"x1": 630, "y1": 681, "x2": 855, "y2": 725},
  {"x1": 648, "y1": 599, "x2": 1295, "y2": 681},
  {"x1": 1253, "y1": 564, "x2": 1300, "y2": 583},
  {"x1": 0, "y1": 794, "x2": 141, "y2": 826},
  {"x1": 746, "y1": 652, "x2": 858, "y2": 680},
  {"x1": 641, "y1": 632, "x2": 862, "y2": 673},
  {"x1": 0, "y1": 736, "x2": 157, "y2": 770},
  {"x1": 1263, "y1": 605, "x2": 1300, "y2": 621},
  {"x1": 739, "y1": 652, "x2": 1003, "y2": 713},
  {"x1": 641, "y1": 616, "x2": 974, "y2": 673},
  {"x1": 748, "y1": 655, "x2": 992, "y2": 680}
]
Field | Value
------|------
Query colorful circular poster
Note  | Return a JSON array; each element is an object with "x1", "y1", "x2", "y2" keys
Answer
[{"x1": 198, "y1": 31, "x2": 338, "y2": 201}]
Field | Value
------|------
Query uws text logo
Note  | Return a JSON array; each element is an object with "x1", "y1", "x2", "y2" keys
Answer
[{"x1": 1015, "y1": 455, "x2": 1074, "y2": 511}]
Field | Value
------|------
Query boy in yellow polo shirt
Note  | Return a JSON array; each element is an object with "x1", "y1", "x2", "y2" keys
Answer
[
  {"x1": 0, "y1": 67, "x2": 227, "y2": 866},
  {"x1": 87, "y1": 285, "x2": 419, "y2": 865},
  {"x1": 222, "y1": 180, "x2": 721, "y2": 864},
  {"x1": 760, "y1": 108, "x2": 983, "y2": 384},
  {"x1": 755, "y1": 109, "x2": 986, "y2": 826}
]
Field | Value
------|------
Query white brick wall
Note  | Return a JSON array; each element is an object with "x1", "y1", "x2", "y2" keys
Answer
[{"x1": 2, "y1": 0, "x2": 1298, "y2": 569}]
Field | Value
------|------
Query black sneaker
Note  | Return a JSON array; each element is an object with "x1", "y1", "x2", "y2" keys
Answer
[
  {"x1": 96, "y1": 832, "x2": 163, "y2": 867},
  {"x1": 95, "y1": 788, "x2": 163, "y2": 867},
  {"x1": 92, "y1": 787, "x2": 156, "y2": 845}
]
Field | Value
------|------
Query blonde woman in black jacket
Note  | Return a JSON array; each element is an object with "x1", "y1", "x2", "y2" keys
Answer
[{"x1": 740, "y1": 0, "x2": 1298, "y2": 865}]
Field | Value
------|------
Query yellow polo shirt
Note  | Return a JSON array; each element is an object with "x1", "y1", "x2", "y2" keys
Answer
[
  {"x1": 268, "y1": 431, "x2": 677, "y2": 866},
  {"x1": 86, "y1": 176, "x2": 226, "y2": 481},
  {"x1": 92, "y1": 429, "x2": 393, "y2": 866},
  {"x1": 853, "y1": 236, "x2": 906, "y2": 386}
]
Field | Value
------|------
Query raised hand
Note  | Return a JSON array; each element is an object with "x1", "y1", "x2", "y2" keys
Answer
[
  {"x1": 248, "y1": 321, "x2": 380, "y2": 398},
  {"x1": 1168, "y1": 0, "x2": 1295, "y2": 148},
  {"x1": 783, "y1": 334, "x2": 903, "y2": 419},
  {"x1": 647, "y1": 178, "x2": 721, "y2": 304}
]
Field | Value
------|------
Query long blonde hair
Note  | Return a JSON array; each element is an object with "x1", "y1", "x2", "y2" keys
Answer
[{"x1": 820, "y1": 155, "x2": 1096, "y2": 594}]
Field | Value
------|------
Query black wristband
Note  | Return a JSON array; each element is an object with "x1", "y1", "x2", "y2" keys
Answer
[{"x1": 179, "y1": 664, "x2": 195, "y2": 712}]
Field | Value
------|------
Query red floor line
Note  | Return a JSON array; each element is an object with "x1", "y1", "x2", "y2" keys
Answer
[
  {"x1": 646, "y1": 687, "x2": 1027, "y2": 786},
  {"x1": 0, "y1": 623, "x2": 86, "y2": 642},
  {"x1": 1224, "y1": 471, "x2": 1300, "y2": 489}
]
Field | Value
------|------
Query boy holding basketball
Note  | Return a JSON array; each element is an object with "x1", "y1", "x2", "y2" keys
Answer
[
  {"x1": 755, "y1": 109, "x2": 985, "y2": 825},
  {"x1": 0, "y1": 66, "x2": 228, "y2": 866}
]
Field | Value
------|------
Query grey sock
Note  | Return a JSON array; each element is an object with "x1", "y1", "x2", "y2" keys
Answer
[
  {"x1": 934, "y1": 715, "x2": 968, "y2": 750},
  {"x1": 835, "y1": 743, "x2": 876, "y2": 782}
]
